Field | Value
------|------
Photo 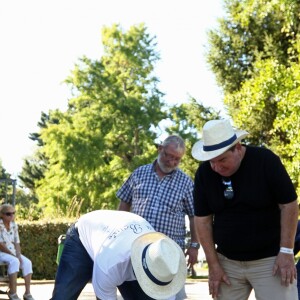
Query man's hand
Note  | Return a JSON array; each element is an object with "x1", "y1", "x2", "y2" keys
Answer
[
  {"x1": 208, "y1": 264, "x2": 231, "y2": 298},
  {"x1": 185, "y1": 247, "x2": 198, "y2": 268},
  {"x1": 273, "y1": 252, "x2": 296, "y2": 286}
]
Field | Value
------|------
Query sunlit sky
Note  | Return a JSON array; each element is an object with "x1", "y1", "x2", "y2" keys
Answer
[{"x1": 0, "y1": 0, "x2": 225, "y2": 178}]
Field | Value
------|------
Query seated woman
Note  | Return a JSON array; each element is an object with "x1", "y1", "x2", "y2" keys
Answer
[{"x1": 0, "y1": 204, "x2": 35, "y2": 300}]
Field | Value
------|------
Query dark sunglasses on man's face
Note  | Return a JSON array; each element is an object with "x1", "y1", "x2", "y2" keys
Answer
[
  {"x1": 4, "y1": 212, "x2": 15, "y2": 216},
  {"x1": 222, "y1": 177, "x2": 234, "y2": 200}
]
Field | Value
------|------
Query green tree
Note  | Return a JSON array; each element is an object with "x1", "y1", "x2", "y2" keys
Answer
[
  {"x1": 35, "y1": 24, "x2": 166, "y2": 214},
  {"x1": 14, "y1": 189, "x2": 42, "y2": 221},
  {"x1": 19, "y1": 111, "x2": 58, "y2": 193},
  {"x1": 207, "y1": 0, "x2": 300, "y2": 95},
  {"x1": 0, "y1": 162, "x2": 11, "y2": 202}
]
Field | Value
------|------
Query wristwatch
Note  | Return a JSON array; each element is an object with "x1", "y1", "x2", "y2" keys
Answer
[{"x1": 189, "y1": 242, "x2": 200, "y2": 249}]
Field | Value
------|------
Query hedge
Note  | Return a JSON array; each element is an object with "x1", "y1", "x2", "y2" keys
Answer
[{"x1": 18, "y1": 218, "x2": 75, "y2": 280}]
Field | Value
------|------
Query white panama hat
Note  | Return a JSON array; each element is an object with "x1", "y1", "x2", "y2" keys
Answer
[
  {"x1": 131, "y1": 232, "x2": 187, "y2": 300},
  {"x1": 192, "y1": 119, "x2": 249, "y2": 161}
]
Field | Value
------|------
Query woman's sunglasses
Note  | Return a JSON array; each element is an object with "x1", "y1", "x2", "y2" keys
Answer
[{"x1": 4, "y1": 212, "x2": 15, "y2": 216}]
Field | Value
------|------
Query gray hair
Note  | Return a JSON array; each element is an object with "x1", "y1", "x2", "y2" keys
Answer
[
  {"x1": 0, "y1": 203, "x2": 14, "y2": 215},
  {"x1": 162, "y1": 135, "x2": 186, "y2": 152}
]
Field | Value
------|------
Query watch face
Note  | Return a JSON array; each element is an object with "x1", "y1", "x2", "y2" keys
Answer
[{"x1": 191, "y1": 243, "x2": 200, "y2": 249}]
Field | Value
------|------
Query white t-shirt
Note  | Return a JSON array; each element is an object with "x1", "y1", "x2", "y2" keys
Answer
[{"x1": 77, "y1": 210, "x2": 155, "y2": 300}]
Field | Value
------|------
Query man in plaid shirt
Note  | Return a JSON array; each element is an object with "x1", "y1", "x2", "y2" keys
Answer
[{"x1": 117, "y1": 135, "x2": 199, "y2": 300}]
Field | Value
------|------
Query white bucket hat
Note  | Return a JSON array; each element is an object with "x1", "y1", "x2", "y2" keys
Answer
[
  {"x1": 192, "y1": 119, "x2": 249, "y2": 161},
  {"x1": 131, "y1": 232, "x2": 187, "y2": 300}
]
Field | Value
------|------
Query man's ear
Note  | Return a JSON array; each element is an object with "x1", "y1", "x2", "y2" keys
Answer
[{"x1": 235, "y1": 142, "x2": 242, "y2": 150}]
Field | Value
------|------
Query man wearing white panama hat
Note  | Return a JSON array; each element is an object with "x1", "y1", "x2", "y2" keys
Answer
[
  {"x1": 50, "y1": 210, "x2": 187, "y2": 300},
  {"x1": 192, "y1": 119, "x2": 298, "y2": 300}
]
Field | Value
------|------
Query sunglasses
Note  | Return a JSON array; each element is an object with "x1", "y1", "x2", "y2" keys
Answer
[
  {"x1": 222, "y1": 178, "x2": 234, "y2": 200},
  {"x1": 4, "y1": 212, "x2": 15, "y2": 216}
]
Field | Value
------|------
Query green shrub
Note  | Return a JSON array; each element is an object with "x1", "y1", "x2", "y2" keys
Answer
[{"x1": 18, "y1": 218, "x2": 75, "y2": 279}]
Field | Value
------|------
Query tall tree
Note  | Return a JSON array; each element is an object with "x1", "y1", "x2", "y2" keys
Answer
[
  {"x1": 35, "y1": 24, "x2": 166, "y2": 214},
  {"x1": 19, "y1": 111, "x2": 56, "y2": 192},
  {"x1": 0, "y1": 162, "x2": 11, "y2": 202},
  {"x1": 207, "y1": 0, "x2": 300, "y2": 95}
]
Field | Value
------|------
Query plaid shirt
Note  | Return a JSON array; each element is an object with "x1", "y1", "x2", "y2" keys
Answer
[{"x1": 117, "y1": 161, "x2": 194, "y2": 249}]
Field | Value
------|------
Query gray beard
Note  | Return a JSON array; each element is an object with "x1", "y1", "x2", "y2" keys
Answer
[{"x1": 157, "y1": 155, "x2": 177, "y2": 174}]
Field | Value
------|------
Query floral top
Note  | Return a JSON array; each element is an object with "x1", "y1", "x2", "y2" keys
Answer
[{"x1": 0, "y1": 219, "x2": 20, "y2": 256}]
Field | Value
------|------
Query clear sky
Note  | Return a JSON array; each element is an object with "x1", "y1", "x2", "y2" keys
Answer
[{"x1": 0, "y1": 0, "x2": 225, "y2": 178}]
